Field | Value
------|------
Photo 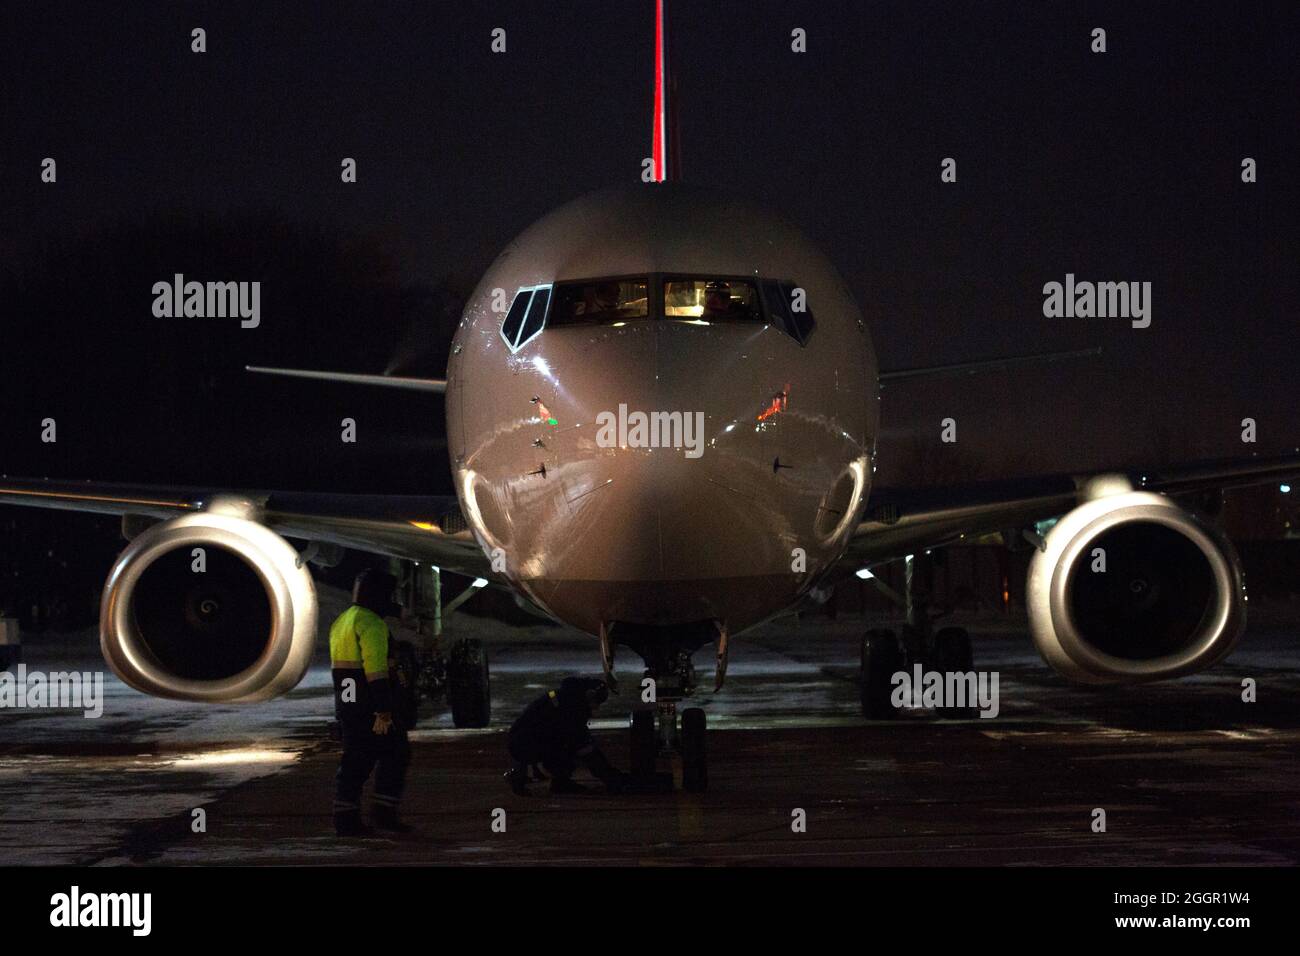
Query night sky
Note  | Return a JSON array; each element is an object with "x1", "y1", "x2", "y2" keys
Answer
[{"x1": 1, "y1": 1, "x2": 1296, "y2": 497}]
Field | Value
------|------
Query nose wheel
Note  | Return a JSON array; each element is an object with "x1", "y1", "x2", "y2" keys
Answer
[
  {"x1": 630, "y1": 709, "x2": 657, "y2": 777},
  {"x1": 615, "y1": 621, "x2": 719, "y2": 792},
  {"x1": 680, "y1": 706, "x2": 707, "y2": 792},
  {"x1": 628, "y1": 702, "x2": 708, "y2": 792}
]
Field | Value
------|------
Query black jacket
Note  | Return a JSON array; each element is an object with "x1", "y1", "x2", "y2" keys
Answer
[{"x1": 507, "y1": 678, "x2": 600, "y2": 761}]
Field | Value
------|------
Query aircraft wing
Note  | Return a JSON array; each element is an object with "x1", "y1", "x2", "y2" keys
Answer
[
  {"x1": 0, "y1": 477, "x2": 491, "y2": 579},
  {"x1": 846, "y1": 453, "x2": 1300, "y2": 566}
]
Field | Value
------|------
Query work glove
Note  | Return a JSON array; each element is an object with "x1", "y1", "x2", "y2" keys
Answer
[{"x1": 372, "y1": 712, "x2": 394, "y2": 735}]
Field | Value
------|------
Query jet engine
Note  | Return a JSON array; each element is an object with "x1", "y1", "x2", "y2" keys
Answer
[
  {"x1": 1026, "y1": 479, "x2": 1245, "y2": 684},
  {"x1": 99, "y1": 497, "x2": 317, "y2": 702}
]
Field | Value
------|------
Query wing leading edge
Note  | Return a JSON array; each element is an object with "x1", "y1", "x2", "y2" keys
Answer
[
  {"x1": 0, "y1": 477, "x2": 490, "y2": 579},
  {"x1": 245, "y1": 365, "x2": 447, "y2": 393},
  {"x1": 847, "y1": 453, "x2": 1300, "y2": 565}
]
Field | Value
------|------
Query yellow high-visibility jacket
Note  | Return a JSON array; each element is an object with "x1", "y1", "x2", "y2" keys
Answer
[{"x1": 329, "y1": 605, "x2": 391, "y2": 712}]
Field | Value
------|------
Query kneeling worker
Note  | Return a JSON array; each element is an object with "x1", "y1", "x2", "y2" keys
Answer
[
  {"x1": 331, "y1": 568, "x2": 412, "y2": 836},
  {"x1": 506, "y1": 677, "x2": 627, "y2": 795}
]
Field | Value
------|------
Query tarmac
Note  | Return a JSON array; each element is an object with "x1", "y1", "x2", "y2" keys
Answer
[{"x1": 2, "y1": 595, "x2": 1299, "y2": 866}]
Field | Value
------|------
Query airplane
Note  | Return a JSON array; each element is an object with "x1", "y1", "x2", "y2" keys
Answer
[{"x1": 2, "y1": 1, "x2": 1297, "y2": 792}]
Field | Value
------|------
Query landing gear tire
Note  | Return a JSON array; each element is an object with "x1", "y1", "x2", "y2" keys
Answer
[
  {"x1": 932, "y1": 626, "x2": 975, "y2": 718},
  {"x1": 630, "y1": 709, "x2": 657, "y2": 777},
  {"x1": 447, "y1": 638, "x2": 490, "y2": 728},
  {"x1": 860, "y1": 628, "x2": 902, "y2": 720},
  {"x1": 680, "y1": 707, "x2": 707, "y2": 793}
]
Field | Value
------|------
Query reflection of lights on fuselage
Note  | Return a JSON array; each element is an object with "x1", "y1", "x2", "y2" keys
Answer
[
  {"x1": 821, "y1": 457, "x2": 870, "y2": 545},
  {"x1": 458, "y1": 469, "x2": 487, "y2": 538}
]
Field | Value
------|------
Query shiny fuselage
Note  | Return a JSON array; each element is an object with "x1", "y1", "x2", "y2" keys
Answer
[{"x1": 446, "y1": 184, "x2": 879, "y2": 637}]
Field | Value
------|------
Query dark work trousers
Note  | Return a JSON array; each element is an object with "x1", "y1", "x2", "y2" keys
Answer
[{"x1": 334, "y1": 687, "x2": 410, "y2": 814}]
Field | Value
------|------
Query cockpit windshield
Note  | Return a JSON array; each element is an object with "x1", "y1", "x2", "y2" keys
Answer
[
  {"x1": 533, "y1": 275, "x2": 787, "y2": 336},
  {"x1": 664, "y1": 278, "x2": 761, "y2": 322},
  {"x1": 549, "y1": 279, "x2": 649, "y2": 326}
]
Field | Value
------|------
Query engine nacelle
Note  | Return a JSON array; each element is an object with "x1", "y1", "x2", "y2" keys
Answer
[
  {"x1": 100, "y1": 498, "x2": 317, "y2": 702},
  {"x1": 1026, "y1": 485, "x2": 1245, "y2": 684}
]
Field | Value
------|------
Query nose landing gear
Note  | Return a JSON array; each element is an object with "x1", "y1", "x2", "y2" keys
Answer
[
  {"x1": 617, "y1": 621, "x2": 717, "y2": 793},
  {"x1": 628, "y1": 700, "x2": 707, "y2": 793}
]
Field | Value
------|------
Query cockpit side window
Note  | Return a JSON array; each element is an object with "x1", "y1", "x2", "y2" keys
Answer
[
  {"x1": 500, "y1": 288, "x2": 533, "y2": 348},
  {"x1": 516, "y1": 286, "x2": 551, "y2": 349},
  {"x1": 499, "y1": 284, "x2": 553, "y2": 352},
  {"x1": 760, "y1": 279, "x2": 815, "y2": 345},
  {"x1": 549, "y1": 279, "x2": 649, "y2": 326}
]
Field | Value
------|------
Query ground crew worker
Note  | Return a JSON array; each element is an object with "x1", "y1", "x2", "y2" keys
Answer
[
  {"x1": 331, "y1": 568, "x2": 412, "y2": 836},
  {"x1": 505, "y1": 677, "x2": 627, "y2": 795}
]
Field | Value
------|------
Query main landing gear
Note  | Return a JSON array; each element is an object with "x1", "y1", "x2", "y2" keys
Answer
[
  {"x1": 859, "y1": 553, "x2": 975, "y2": 720},
  {"x1": 447, "y1": 637, "x2": 491, "y2": 728},
  {"x1": 393, "y1": 561, "x2": 492, "y2": 729},
  {"x1": 859, "y1": 624, "x2": 975, "y2": 719}
]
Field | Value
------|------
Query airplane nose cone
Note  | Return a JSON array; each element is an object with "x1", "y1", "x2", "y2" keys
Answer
[{"x1": 509, "y1": 320, "x2": 820, "y2": 630}]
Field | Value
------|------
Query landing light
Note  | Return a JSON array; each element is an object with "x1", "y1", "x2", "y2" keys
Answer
[
  {"x1": 471, "y1": 577, "x2": 489, "y2": 589},
  {"x1": 1282, "y1": 484, "x2": 1292, "y2": 494},
  {"x1": 855, "y1": 568, "x2": 874, "y2": 580}
]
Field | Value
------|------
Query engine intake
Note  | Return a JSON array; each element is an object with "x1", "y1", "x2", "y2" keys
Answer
[
  {"x1": 1026, "y1": 488, "x2": 1245, "y2": 684},
  {"x1": 100, "y1": 500, "x2": 317, "y2": 702}
]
